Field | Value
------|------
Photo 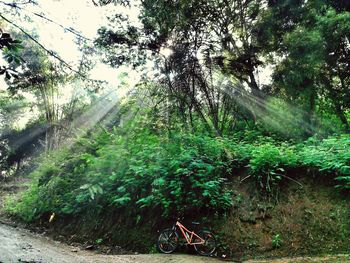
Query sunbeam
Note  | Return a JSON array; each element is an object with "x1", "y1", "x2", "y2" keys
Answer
[{"x1": 221, "y1": 81, "x2": 320, "y2": 137}]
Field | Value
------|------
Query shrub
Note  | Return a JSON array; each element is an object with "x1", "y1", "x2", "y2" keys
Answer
[
  {"x1": 9, "y1": 124, "x2": 350, "y2": 223},
  {"x1": 10, "y1": 128, "x2": 234, "y2": 221},
  {"x1": 299, "y1": 135, "x2": 350, "y2": 189}
]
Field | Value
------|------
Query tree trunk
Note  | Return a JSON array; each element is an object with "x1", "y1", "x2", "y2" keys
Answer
[
  {"x1": 303, "y1": 87, "x2": 317, "y2": 137},
  {"x1": 335, "y1": 104, "x2": 350, "y2": 131},
  {"x1": 323, "y1": 75, "x2": 350, "y2": 131}
]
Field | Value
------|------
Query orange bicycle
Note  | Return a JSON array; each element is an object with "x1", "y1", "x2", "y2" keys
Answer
[{"x1": 157, "y1": 219, "x2": 217, "y2": 256}]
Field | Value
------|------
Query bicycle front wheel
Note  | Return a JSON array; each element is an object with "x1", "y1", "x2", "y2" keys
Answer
[
  {"x1": 157, "y1": 228, "x2": 179, "y2": 254},
  {"x1": 194, "y1": 230, "x2": 217, "y2": 256}
]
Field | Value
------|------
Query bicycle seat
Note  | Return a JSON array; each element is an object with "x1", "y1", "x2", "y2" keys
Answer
[{"x1": 191, "y1": 221, "x2": 200, "y2": 225}]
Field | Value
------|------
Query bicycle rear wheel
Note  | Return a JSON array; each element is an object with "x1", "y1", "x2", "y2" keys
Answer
[
  {"x1": 193, "y1": 230, "x2": 217, "y2": 256},
  {"x1": 157, "y1": 228, "x2": 179, "y2": 254}
]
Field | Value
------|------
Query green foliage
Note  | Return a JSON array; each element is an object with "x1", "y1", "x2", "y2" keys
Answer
[
  {"x1": 10, "y1": 126, "x2": 234, "y2": 221},
  {"x1": 272, "y1": 233, "x2": 282, "y2": 249},
  {"x1": 0, "y1": 31, "x2": 22, "y2": 80},
  {"x1": 95, "y1": 238, "x2": 103, "y2": 245},
  {"x1": 266, "y1": 2, "x2": 350, "y2": 131},
  {"x1": 299, "y1": 135, "x2": 350, "y2": 189},
  {"x1": 249, "y1": 143, "x2": 288, "y2": 192},
  {"x1": 226, "y1": 133, "x2": 350, "y2": 193},
  {"x1": 10, "y1": 120, "x2": 350, "y2": 223}
]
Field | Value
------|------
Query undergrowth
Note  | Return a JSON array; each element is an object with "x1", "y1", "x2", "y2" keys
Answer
[{"x1": 7, "y1": 124, "x2": 350, "y2": 225}]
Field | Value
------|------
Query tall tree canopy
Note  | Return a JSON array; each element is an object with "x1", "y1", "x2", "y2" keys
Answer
[{"x1": 96, "y1": 0, "x2": 350, "y2": 134}]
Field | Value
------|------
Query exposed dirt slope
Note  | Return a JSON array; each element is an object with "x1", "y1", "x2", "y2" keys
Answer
[{"x1": 218, "y1": 176, "x2": 350, "y2": 258}]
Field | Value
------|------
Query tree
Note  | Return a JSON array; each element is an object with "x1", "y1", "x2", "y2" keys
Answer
[
  {"x1": 95, "y1": 0, "x2": 270, "y2": 134},
  {"x1": 317, "y1": 9, "x2": 350, "y2": 130},
  {"x1": 96, "y1": 0, "x2": 350, "y2": 136},
  {"x1": 258, "y1": 0, "x2": 350, "y2": 132},
  {"x1": 6, "y1": 40, "x2": 69, "y2": 151}
]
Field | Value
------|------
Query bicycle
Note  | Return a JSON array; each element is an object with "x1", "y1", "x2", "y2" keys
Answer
[{"x1": 157, "y1": 219, "x2": 217, "y2": 256}]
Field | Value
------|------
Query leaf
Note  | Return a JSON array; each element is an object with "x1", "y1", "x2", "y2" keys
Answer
[
  {"x1": 80, "y1": 184, "x2": 91, "y2": 190},
  {"x1": 88, "y1": 188, "x2": 95, "y2": 200}
]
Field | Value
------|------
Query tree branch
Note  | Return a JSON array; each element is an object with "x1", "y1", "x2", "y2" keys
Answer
[
  {"x1": 0, "y1": 13, "x2": 86, "y2": 78},
  {"x1": 0, "y1": 0, "x2": 92, "y2": 41}
]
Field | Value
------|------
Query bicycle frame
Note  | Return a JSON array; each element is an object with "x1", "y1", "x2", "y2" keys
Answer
[{"x1": 175, "y1": 221, "x2": 205, "y2": 245}]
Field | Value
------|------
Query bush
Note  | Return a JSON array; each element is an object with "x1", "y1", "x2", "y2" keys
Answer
[
  {"x1": 299, "y1": 135, "x2": 350, "y2": 189},
  {"x1": 10, "y1": 128, "x2": 234, "y2": 221},
  {"x1": 9, "y1": 122, "x2": 350, "y2": 223},
  {"x1": 249, "y1": 143, "x2": 293, "y2": 192}
]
